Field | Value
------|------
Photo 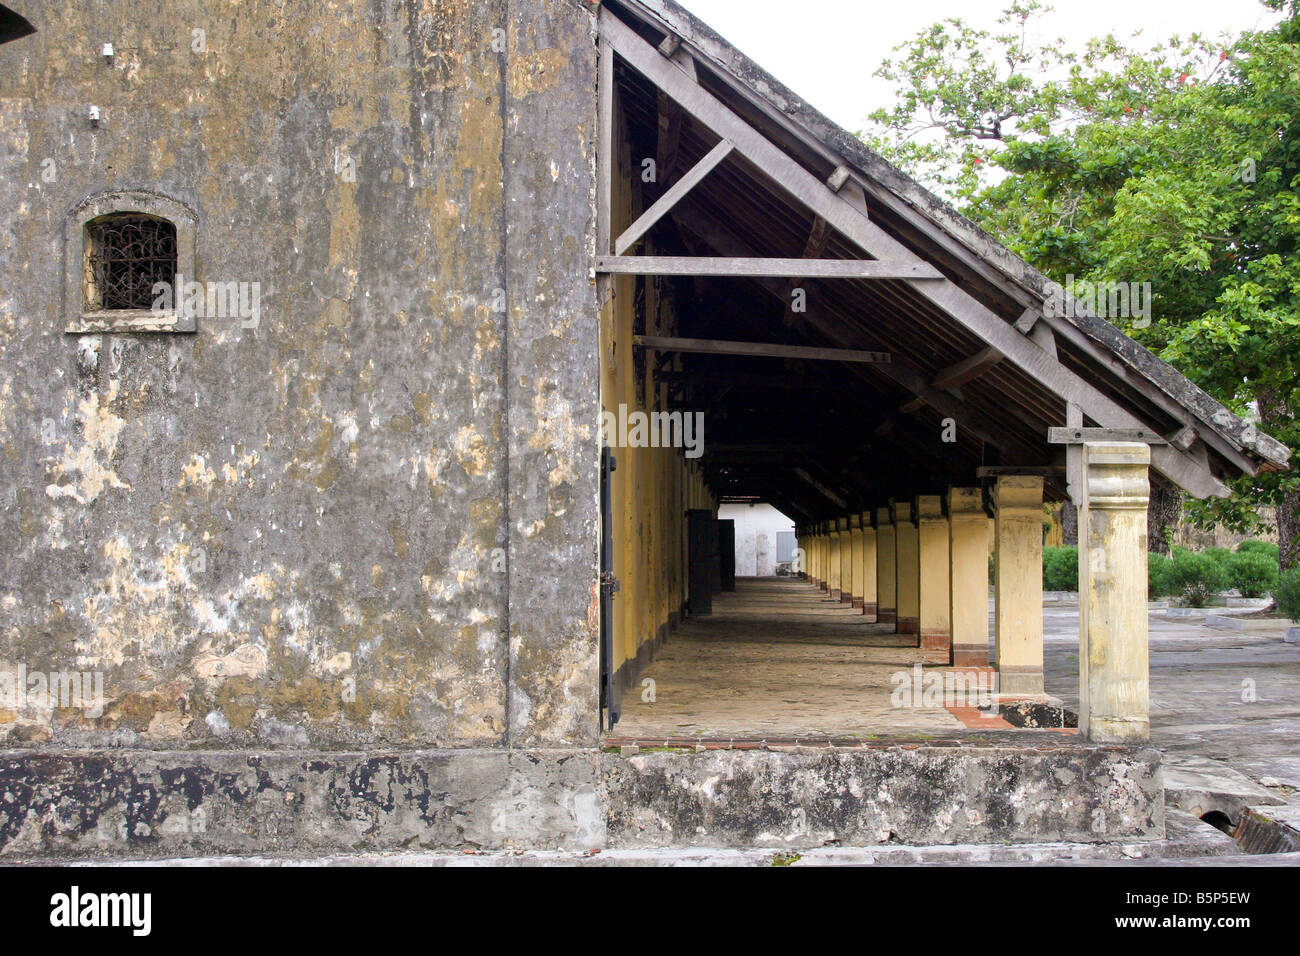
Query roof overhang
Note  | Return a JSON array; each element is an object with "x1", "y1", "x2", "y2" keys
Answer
[{"x1": 599, "y1": 0, "x2": 1290, "y2": 506}]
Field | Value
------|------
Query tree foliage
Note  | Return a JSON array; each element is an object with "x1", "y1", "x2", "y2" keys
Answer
[{"x1": 865, "y1": 0, "x2": 1300, "y2": 567}]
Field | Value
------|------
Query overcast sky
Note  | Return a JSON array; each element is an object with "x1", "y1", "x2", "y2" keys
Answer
[{"x1": 676, "y1": 0, "x2": 1285, "y2": 131}]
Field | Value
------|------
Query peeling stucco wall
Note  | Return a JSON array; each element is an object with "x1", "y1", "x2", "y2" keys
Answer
[{"x1": 0, "y1": 0, "x2": 599, "y2": 751}]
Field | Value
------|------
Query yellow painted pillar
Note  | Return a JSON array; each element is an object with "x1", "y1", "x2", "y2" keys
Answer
[
  {"x1": 875, "y1": 506, "x2": 896, "y2": 625},
  {"x1": 816, "y1": 522, "x2": 826, "y2": 590},
  {"x1": 893, "y1": 499, "x2": 920, "y2": 638},
  {"x1": 812, "y1": 523, "x2": 823, "y2": 588},
  {"x1": 860, "y1": 511, "x2": 878, "y2": 620},
  {"x1": 993, "y1": 475, "x2": 1045, "y2": 697},
  {"x1": 917, "y1": 495, "x2": 951, "y2": 663},
  {"x1": 849, "y1": 515, "x2": 864, "y2": 608},
  {"x1": 812, "y1": 524, "x2": 821, "y2": 588},
  {"x1": 829, "y1": 520, "x2": 843, "y2": 599},
  {"x1": 1080, "y1": 443, "x2": 1151, "y2": 743},
  {"x1": 948, "y1": 487, "x2": 990, "y2": 667},
  {"x1": 838, "y1": 517, "x2": 854, "y2": 603}
]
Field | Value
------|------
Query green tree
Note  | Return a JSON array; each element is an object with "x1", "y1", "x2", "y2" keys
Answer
[{"x1": 865, "y1": 0, "x2": 1300, "y2": 568}]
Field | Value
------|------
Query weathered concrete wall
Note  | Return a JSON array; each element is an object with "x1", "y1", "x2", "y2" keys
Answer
[
  {"x1": 605, "y1": 744, "x2": 1165, "y2": 848},
  {"x1": 0, "y1": 0, "x2": 599, "y2": 751},
  {"x1": 0, "y1": 747, "x2": 606, "y2": 857},
  {"x1": 0, "y1": 742, "x2": 1163, "y2": 857}
]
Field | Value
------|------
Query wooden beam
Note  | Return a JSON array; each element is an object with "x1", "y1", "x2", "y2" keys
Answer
[
  {"x1": 932, "y1": 346, "x2": 1003, "y2": 391},
  {"x1": 1014, "y1": 307, "x2": 1040, "y2": 334},
  {"x1": 1048, "y1": 427, "x2": 1169, "y2": 445},
  {"x1": 656, "y1": 92, "x2": 683, "y2": 184},
  {"x1": 598, "y1": 8, "x2": 1227, "y2": 498},
  {"x1": 636, "y1": 335, "x2": 890, "y2": 364},
  {"x1": 615, "y1": 139, "x2": 735, "y2": 255},
  {"x1": 783, "y1": 216, "x2": 831, "y2": 327},
  {"x1": 1030, "y1": 321, "x2": 1057, "y2": 359},
  {"x1": 596, "y1": 37, "x2": 614, "y2": 260},
  {"x1": 794, "y1": 467, "x2": 847, "y2": 509},
  {"x1": 597, "y1": 256, "x2": 942, "y2": 279}
]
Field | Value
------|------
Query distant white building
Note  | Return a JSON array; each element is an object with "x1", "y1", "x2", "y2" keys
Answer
[{"x1": 720, "y1": 503, "x2": 796, "y2": 577}]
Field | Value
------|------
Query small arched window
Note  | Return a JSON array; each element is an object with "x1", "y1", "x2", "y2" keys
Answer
[
  {"x1": 63, "y1": 190, "x2": 196, "y2": 333},
  {"x1": 84, "y1": 213, "x2": 177, "y2": 311}
]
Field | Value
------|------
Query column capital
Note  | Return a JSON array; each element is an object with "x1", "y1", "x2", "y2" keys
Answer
[
  {"x1": 875, "y1": 506, "x2": 891, "y2": 527},
  {"x1": 916, "y1": 494, "x2": 945, "y2": 522},
  {"x1": 991, "y1": 474, "x2": 1044, "y2": 513},
  {"x1": 889, "y1": 498, "x2": 914, "y2": 524},
  {"x1": 1084, "y1": 442, "x2": 1151, "y2": 511},
  {"x1": 947, "y1": 486, "x2": 984, "y2": 518}
]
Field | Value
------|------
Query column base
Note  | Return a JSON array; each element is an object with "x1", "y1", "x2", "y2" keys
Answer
[
  {"x1": 952, "y1": 645, "x2": 989, "y2": 667},
  {"x1": 876, "y1": 607, "x2": 896, "y2": 625},
  {"x1": 897, "y1": 616, "x2": 919, "y2": 635},
  {"x1": 852, "y1": 597, "x2": 863, "y2": 609},
  {"x1": 863, "y1": 601, "x2": 877, "y2": 620},
  {"x1": 830, "y1": 588, "x2": 841, "y2": 599},
  {"x1": 920, "y1": 631, "x2": 951, "y2": 664},
  {"x1": 995, "y1": 667, "x2": 1044, "y2": 697},
  {"x1": 1084, "y1": 716, "x2": 1151, "y2": 744},
  {"x1": 841, "y1": 593, "x2": 854, "y2": 605}
]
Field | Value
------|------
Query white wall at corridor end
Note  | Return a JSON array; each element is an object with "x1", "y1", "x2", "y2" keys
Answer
[{"x1": 719, "y1": 503, "x2": 796, "y2": 577}]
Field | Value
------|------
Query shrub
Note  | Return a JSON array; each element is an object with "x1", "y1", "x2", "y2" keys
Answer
[
  {"x1": 1225, "y1": 551, "x2": 1279, "y2": 599},
  {"x1": 1042, "y1": 546, "x2": 1078, "y2": 591},
  {"x1": 1237, "y1": 539, "x2": 1280, "y2": 562},
  {"x1": 1148, "y1": 552, "x2": 1175, "y2": 598},
  {"x1": 1276, "y1": 568, "x2": 1300, "y2": 623},
  {"x1": 1203, "y1": 546, "x2": 1235, "y2": 568},
  {"x1": 1167, "y1": 547, "x2": 1230, "y2": 607}
]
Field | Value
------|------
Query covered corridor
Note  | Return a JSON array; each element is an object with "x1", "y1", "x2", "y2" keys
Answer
[
  {"x1": 594, "y1": 0, "x2": 1289, "y2": 744},
  {"x1": 614, "y1": 577, "x2": 1001, "y2": 740}
]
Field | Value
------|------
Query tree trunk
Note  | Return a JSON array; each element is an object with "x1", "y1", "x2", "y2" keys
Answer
[
  {"x1": 1278, "y1": 488, "x2": 1300, "y2": 571},
  {"x1": 1146, "y1": 475, "x2": 1181, "y2": 555},
  {"x1": 1060, "y1": 500, "x2": 1078, "y2": 546},
  {"x1": 1257, "y1": 387, "x2": 1299, "y2": 570}
]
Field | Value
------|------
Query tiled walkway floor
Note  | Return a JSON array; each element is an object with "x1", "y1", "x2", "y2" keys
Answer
[{"x1": 613, "y1": 577, "x2": 981, "y2": 738}]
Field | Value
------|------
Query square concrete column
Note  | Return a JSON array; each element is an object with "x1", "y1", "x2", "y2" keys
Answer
[
  {"x1": 892, "y1": 499, "x2": 920, "y2": 638},
  {"x1": 850, "y1": 515, "x2": 865, "y2": 608},
  {"x1": 829, "y1": 521, "x2": 843, "y2": 598},
  {"x1": 840, "y1": 517, "x2": 855, "y2": 604},
  {"x1": 819, "y1": 524, "x2": 830, "y2": 591},
  {"x1": 1080, "y1": 442, "x2": 1151, "y2": 742},
  {"x1": 875, "y1": 507, "x2": 896, "y2": 625},
  {"x1": 810, "y1": 525, "x2": 819, "y2": 587},
  {"x1": 993, "y1": 475, "x2": 1045, "y2": 697},
  {"x1": 860, "y1": 512, "x2": 878, "y2": 619},
  {"x1": 948, "y1": 487, "x2": 990, "y2": 667},
  {"x1": 917, "y1": 495, "x2": 951, "y2": 663}
]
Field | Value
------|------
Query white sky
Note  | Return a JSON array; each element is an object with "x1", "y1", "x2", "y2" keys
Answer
[{"x1": 676, "y1": 0, "x2": 1284, "y2": 131}]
